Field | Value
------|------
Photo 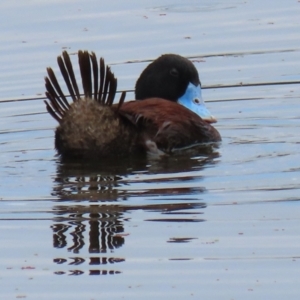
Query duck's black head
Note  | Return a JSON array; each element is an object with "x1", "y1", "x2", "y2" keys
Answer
[
  {"x1": 135, "y1": 54, "x2": 200, "y2": 101},
  {"x1": 135, "y1": 54, "x2": 216, "y2": 123}
]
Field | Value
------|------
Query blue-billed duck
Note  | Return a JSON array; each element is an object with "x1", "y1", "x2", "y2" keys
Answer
[{"x1": 45, "y1": 51, "x2": 221, "y2": 159}]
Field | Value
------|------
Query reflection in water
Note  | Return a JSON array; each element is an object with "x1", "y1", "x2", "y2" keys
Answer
[
  {"x1": 50, "y1": 146, "x2": 219, "y2": 275},
  {"x1": 51, "y1": 208, "x2": 126, "y2": 276}
]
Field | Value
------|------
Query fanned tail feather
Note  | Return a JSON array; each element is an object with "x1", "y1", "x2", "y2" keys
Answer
[{"x1": 44, "y1": 50, "x2": 126, "y2": 123}]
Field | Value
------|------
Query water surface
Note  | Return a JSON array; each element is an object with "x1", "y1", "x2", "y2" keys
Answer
[{"x1": 0, "y1": 0, "x2": 300, "y2": 299}]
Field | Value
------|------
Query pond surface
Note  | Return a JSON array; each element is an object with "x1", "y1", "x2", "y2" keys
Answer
[{"x1": 0, "y1": 0, "x2": 300, "y2": 299}]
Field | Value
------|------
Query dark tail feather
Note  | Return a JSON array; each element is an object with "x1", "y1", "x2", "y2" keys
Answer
[
  {"x1": 44, "y1": 99, "x2": 62, "y2": 123},
  {"x1": 90, "y1": 52, "x2": 98, "y2": 100},
  {"x1": 44, "y1": 50, "x2": 127, "y2": 123},
  {"x1": 117, "y1": 91, "x2": 126, "y2": 111},
  {"x1": 78, "y1": 50, "x2": 92, "y2": 99},
  {"x1": 57, "y1": 52, "x2": 80, "y2": 101},
  {"x1": 45, "y1": 68, "x2": 70, "y2": 111},
  {"x1": 106, "y1": 71, "x2": 117, "y2": 107},
  {"x1": 97, "y1": 58, "x2": 105, "y2": 103},
  {"x1": 101, "y1": 65, "x2": 110, "y2": 105}
]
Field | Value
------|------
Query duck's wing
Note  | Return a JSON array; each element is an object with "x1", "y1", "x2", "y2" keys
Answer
[
  {"x1": 119, "y1": 98, "x2": 221, "y2": 153},
  {"x1": 44, "y1": 50, "x2": 126, "y2": 123}
]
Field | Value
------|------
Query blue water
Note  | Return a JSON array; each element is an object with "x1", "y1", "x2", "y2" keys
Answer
[{"x1": 0, "y1": 0, "x2": 300, "y2": 299}]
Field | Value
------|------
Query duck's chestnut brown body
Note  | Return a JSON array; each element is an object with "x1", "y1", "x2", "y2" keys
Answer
[{"x1": 120, "y1": 98, "x2": 220, "y2": 153}]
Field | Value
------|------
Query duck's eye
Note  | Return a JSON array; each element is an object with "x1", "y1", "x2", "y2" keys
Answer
[
  {"x1": 169, "y1": 68, "x2": 179, "y2": 77},
  {"x1": 193, "y1": 98, "x2": 200, "y2": 104}
]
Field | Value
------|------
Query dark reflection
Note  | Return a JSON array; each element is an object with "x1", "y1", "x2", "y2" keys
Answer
[
  {"x1": 168, "y1": 237, "x2": 198, "y2": 243},
  {"x1": 51, "y1": 145, "x2": 220, "y2": 276}
]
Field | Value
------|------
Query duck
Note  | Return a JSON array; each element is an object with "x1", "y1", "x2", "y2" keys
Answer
[{"x1": 44, "y1": 50, "x2": 221, "y2": 159}]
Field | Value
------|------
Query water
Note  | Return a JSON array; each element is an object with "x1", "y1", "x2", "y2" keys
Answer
[{"x1": 0, "y1": 0, "x2": 300, "y2": 299}]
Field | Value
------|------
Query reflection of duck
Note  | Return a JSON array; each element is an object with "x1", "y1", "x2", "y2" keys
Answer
[{"x1": 45, "y1": 51, "x2": 221, "y2": 159}]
